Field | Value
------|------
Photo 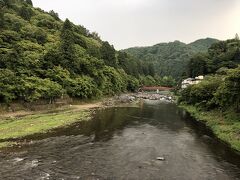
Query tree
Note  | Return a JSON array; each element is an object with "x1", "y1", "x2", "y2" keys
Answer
[
  {"x1": 34, "y1": 29, "x2": 47, "y2": 45},
  {"x1": 126, "y1": 75, "x2": 139, "y2": 92},
  {"x1": 214, "y1": 67, "x2": 240, "y2": 112},
  {"x1": 49, "y1": 10, "x2": 59, "y2": 20},
  {"x1": 66, "y1": 76, "x2": 99, "y2": 99},
  {"x1": 188, "y1": 53, "x2": 208, "y2": 77},
  {"x1": 100, "y1": 41, "x2": 117, "y2": 67},
  {"x1": 25, "y1": 0, "x2": 33, "y2": 6},
  {"x1": 19, "y1": 6, "x2": 33, "y2": 21},
  {"x1": 0, "y1": 69, "x2": 17, "y2": 103},
  {"x1": 160, "y1": 76, "x2": 176, "y2": 87},
  {"x1": 2, "y1": 0, "x2": 12, "y2": 8},
  {"x1": 60, "y1": 19, "x2": 77, "y2": 70},
  {"x1": 0, "y1": 0, "x2": 4, "y2": 7},
  {"x1": 18, "y1": 77, "x2": 64, "y2": 103},
  {"x1": 148, "y1": 63, "x2": 155, "y2": 76}
]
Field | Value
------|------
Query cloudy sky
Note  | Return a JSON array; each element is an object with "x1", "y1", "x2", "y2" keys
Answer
[{"x1": 32, "y1": 0, "x2": 240, "y2": 49}]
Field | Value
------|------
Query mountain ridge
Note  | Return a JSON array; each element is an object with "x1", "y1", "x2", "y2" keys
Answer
[{"x1": 123, "y1": 38, "x2": 219, "y2": 79}]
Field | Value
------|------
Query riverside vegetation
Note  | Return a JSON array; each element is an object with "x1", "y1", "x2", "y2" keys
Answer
[{"x1": 178, "y1": 36, "x2": 240, "y2": 151}]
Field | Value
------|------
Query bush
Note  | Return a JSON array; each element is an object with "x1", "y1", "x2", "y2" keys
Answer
[
  {"x1": 214, "y1": 67, "x2": 240, "y2": 111},
  {"x1": 0, "y1": 69, "x2": 17, "y2": 102},
  {"x1": 18, "y1": 77, "x2": 64, "y2": 102},
  {"x1": 66, "y1": 76, "x2": 99, "y2": 99},
  {"x1": 179, "y1": 76, "x2": 222, "y2": 109}
]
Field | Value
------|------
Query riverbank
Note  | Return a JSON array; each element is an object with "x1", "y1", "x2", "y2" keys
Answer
[
  {"x1": 0, "y1": 98, "x2": 109, "y2": 149},
  {"x1": 0, "y1": 108, "x2": 92, "y2": 149},
  {"x1": 179, "y1": 104, "x2": 240, "y2": 152},
  {"x1": 0, "y1": 95, "x2": 138, "y2": 149},
  {"x1": 0, "y1": 92, "x2": 175, "y2": 149}
]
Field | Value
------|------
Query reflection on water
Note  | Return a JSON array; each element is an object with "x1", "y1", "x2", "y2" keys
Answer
[{"x1": 0, "y1": 100, "x2": 240, "y2": 180}]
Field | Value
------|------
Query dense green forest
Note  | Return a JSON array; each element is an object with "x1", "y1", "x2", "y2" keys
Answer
[
  {"x1": 179, "y1": 36, "x2": 240, "y2": 112},
  {"x1": 0, "y1": 0, "x2": 171, "y2": 104},
  {"x1": 124, "y1": 38, "x2": 219, "y2": 80}
]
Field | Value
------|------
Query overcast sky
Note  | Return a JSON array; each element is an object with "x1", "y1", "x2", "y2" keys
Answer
[{"x1": 32, "y1": 0, "x2": 240, "y2": 49}]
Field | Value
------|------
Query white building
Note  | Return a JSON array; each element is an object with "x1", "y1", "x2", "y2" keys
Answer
[{"x1": 181, "y1": 76, "x2": 204, "y2": 89}]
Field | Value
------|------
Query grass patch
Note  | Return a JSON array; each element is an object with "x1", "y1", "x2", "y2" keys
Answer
[
  {"x1": 0, "y1": 109, "x2": 91, "y2": 147},
  {"x1": 179, "y1": 104, "x2": 240, "y2": 152},
  {"x1": 0, "y1": 142, "x2": 16, "y2": 149}
]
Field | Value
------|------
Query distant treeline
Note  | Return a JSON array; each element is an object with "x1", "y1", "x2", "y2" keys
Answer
[{"x1": 124, "y1": 38, "x2": 219, "y2": 80}]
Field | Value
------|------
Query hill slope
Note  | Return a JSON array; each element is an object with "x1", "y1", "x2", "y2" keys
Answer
[
  {"x1": 124, "y1": 38, "x2": 219, "y2": 79},
  {"x1": 0, "y1": 0, "x2": 153, "y2": 103}
]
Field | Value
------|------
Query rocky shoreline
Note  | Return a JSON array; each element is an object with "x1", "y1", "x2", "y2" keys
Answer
[{"x1": 112, "y1": 92, "x2": 175, "y2": 105}]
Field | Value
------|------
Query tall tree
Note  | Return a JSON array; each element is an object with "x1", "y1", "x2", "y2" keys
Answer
[
  {"x1": 100, "y1": 41, "x2": 117, "y2": 67},
  {"x1": 25, "y1": 0, "x2": 32, "y2": 6},
  {"x1": 19, "y1": 5, "x2": 33, "y2": 21},
  {"x1": 2, "y1": 0, "x2": 12, "y2": 8},
  {"x1": 188, "y1": 54, "x2": 208, "y2": 77},
  {"x1": 49, "y1": 10, "x2": 59, "y2": 20},
  {"x1": 60, "y1": 19, "x2": 77, "y2": 70}
]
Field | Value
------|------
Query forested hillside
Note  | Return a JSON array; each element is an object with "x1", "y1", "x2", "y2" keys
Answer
[
  {"x1": 188, "y1": 37, "x2": 240, "y2": 77},
  {"x1": 124, "y1": 38, "x2": 218, "y2": 80},
  {"x1": 0, "y1": 0, "x2": 162, "y2": 103}
]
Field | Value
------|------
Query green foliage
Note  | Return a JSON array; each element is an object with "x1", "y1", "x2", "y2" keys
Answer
[
  {"x1": 19, "y1": 5, "x2": 33, "y2": 21},
  {"x1": 188, "y1": 53, "x2": 208, "y2": 77},
  {"x1": 49, "y1": 10, "x2": 59, "y2": 20},
  {"x1": 0, "y1": 69, "x2": 17, "y2": 102},
  {"x1": 2, "y1": 0, "x2": 12, "y2": 8},
  {"x1": 66, "y1": 76, "x2": 99, "y2": 99},
  {"x1": 0, "y1": 10, "x2": 4, "y2": 28},
  {"x1": 214, "y1": 67, "x2": 240, "y2": 111},
  {"x1": 126, "y1": 75, "x2": 140, "y2": 92},
  {"x1": 180, "y1": 104, "x2": 240, "y2": 151},
  {"x1": 25, "y1": 0, "x2": 32, "y2": 6},
  {"x1": 124, "y1": 38, "x2": 219, "y2": 80},
  {"x1": 0, "y1": 110, "x2": 91, "y2": 147},
  {"x1": 18, "y1": 77, "x2": 64, "y2": 102},
  {"x1": 59, "y1": 19, "x2": 77, "y2": 70},
  {"x1": 101, "y1": 66, "x2": 127, "y2": 95},
  {"x1": 100, "y1": 41, "x2": 117, "y2": 67},
  {"x1": 179, "y1": 76, "x2": 222, "y2": 108},
  {"x1": 0, "y1": 0, "x2": 160, "y2": 104},
  {"x1": 179, "y1": 66, "x2": 240, "y2": 112},
  {"x1": 179, "y1": 37, "x2": 240, "y2": 113},
  {"x1": 140, "y1": 75, "x2": 156, "y2": 86},
  {"x1": 188, "y1": 38, "x2": 240, "y2": 77},
  {"x1": 159, "y1": 76, "x2": 176, "y2": 87}
]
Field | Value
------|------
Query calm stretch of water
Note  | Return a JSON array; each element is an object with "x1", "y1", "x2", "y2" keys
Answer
[{"x1": 0, "y1": 100, "x2": 240, "y2": 180}]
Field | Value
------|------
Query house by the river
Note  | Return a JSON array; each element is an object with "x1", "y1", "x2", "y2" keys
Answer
[{"x1": 181, "y1": 75, "x2": 204, "y2": 89}]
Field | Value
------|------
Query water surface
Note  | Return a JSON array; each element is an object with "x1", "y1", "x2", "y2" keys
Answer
[{"x1": 0, "y1": 100, "x2": 240, "y2": 179}]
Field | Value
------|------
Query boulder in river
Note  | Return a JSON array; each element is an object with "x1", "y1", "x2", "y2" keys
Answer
[{"x1": 156, "y1": 157, "x2": 165, "y2": 161}]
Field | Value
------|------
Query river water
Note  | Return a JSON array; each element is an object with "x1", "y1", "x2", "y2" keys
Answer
[{"x1": 0, "y1": 100, "x2": 240, "y2": 180}]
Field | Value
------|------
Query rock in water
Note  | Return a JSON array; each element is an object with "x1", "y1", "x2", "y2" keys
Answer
[{"x1": 156, "y1": 157, "x2": 165, "y2": 161}]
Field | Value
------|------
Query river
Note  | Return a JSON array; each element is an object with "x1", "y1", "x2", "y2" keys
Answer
[{"x1": 0, "y1": 100, "x2": 240, "y2": 179}]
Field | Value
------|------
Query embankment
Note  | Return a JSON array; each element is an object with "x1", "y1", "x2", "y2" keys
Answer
[{"x1": 179, "y1": 104, "x2": 240, "y2": 152}]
